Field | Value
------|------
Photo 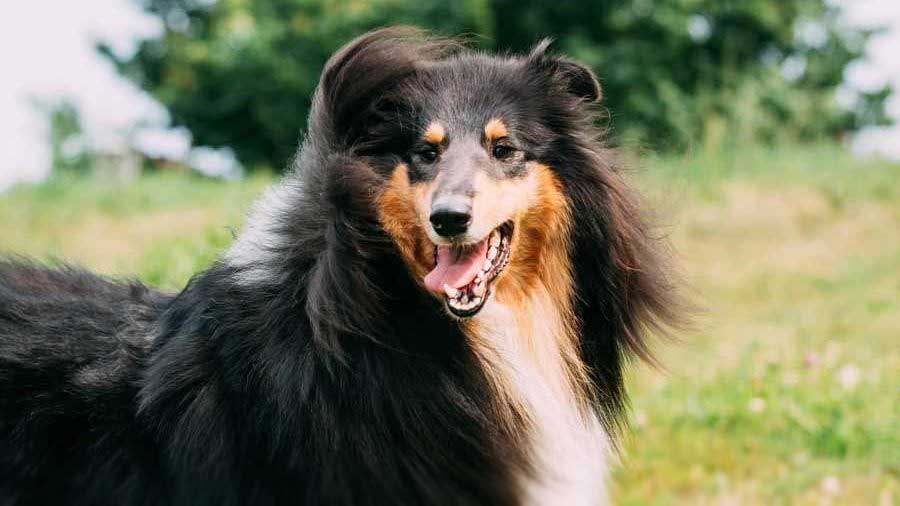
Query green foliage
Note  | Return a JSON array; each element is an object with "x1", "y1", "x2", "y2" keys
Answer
[
  {"x1": 101, "y1": 0, "x2": 491, "y2": 171},
  {"x1": 102, "y1": 0, "x2": 891, "y2": 171}
]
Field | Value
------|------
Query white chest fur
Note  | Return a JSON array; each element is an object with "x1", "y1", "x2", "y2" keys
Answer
[{"x1": 474, "y1": 297, "x2": 611, "y2": 506}]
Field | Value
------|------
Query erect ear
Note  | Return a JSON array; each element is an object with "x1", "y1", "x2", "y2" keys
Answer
[{"x1": 526, "y1": 39, "x2": 602, "y2": 103}]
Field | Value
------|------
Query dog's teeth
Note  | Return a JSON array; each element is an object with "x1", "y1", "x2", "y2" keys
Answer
[
  {"x1": 443, "y1": 284, "x2": 459, "y2": 298},
  {"x1": 471, "y1": 296, "x2": 482, "y2": 306},
  {"x1": 482, "y1": 259, "x2": 492, "y2": 271},
  {"x1": 487, "y1": 246, "x2": 498, "y2": 261},
  {"x1": 473, "y1": 283, "x2": 485, "y2": 297},
  {"x1": 490, "y1": 233, "x2": 501, "y2": 247}
]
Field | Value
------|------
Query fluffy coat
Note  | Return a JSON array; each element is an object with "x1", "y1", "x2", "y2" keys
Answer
[{"x1": 0, "y1": 27, "x2": 680, "y2": 505}]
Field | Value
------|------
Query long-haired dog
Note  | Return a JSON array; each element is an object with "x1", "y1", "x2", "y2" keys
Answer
[{"x1": 0, "y1": 27, "x2": 680, "y2": 505}]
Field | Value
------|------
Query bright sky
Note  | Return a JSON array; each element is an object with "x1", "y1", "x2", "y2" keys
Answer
[{"x1": 1, "y1": 0, "x2": 898, "y2": 191}]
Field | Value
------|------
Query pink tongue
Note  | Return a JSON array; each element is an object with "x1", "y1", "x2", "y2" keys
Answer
[{"x1": 424, "y1": 239, "x2": 489, "y2": 294}]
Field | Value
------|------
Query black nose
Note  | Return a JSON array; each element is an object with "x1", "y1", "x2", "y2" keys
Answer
[{"x1": 430, "y1": 198, "x2": 472, "y2": 237}]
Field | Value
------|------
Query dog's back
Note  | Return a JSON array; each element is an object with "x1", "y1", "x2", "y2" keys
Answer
[{"x1": 0, "y1": 260, "x2": 171, "y2": 504}]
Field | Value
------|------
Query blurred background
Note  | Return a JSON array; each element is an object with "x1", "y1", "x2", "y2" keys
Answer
[{"x1": 1, "y1": 1, "x2": 897, "y2": 504}]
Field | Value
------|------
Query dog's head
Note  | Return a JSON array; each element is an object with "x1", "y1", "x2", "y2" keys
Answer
[{"x1": 311, "y1": 28, "x2": 603, "y2": 319}]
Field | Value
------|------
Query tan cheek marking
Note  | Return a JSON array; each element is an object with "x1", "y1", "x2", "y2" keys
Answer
[
  {"x1": 376, "y1": 165, "x2": 434, "y2": 280},
  {"x1": 525, "y1": 163, "x2": 574, "y2": 307},
  {"x1": 423, "y1": 122, "x2": 445, "y2": 145},
  {"x1": 495, "y1": 163, "x2": 571, "y2": 306},
  {"x1": 484, "y1": 118, "x2": 508, "y2": 141}
]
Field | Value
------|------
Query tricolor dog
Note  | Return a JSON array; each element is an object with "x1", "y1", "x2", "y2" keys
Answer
[{"x1": 0, "y1": 27, "x2": 682, "y2": 506}]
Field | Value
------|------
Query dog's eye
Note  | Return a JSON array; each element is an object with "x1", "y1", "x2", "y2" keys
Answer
[
  {"x1": 417, "y1": 148, "x2": 439, "y2": 164},
  {"x1": 491, "y1": 144, "x2": 515, "y2": 160}
]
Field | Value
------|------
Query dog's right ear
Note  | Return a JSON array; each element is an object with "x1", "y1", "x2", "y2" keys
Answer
[{"x1": 310, "y1": 26, "x2": 459, "y2": 150}]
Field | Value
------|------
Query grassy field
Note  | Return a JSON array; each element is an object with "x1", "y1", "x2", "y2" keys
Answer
[{"x1": 2, "y1": 144, "x2": 897, "y2": 505}]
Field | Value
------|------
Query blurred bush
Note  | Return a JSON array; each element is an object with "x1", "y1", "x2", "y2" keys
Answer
[{"x1": 100, "y1": 0, "x2": 893, "y2": 171}]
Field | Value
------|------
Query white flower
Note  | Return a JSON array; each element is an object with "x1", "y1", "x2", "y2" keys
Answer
[
  {"x1": 748, "y1": 397, "x2": 766, "y2": 413},
  {"x1": 837, "y1": 364, "x2": 861, "y2": 391},
  {"x1": 820, "y1": 475, "x2": 840, "y2": 495},
  {"x1": 804, "y1": 352, "x2": 821, "y2": 369}
]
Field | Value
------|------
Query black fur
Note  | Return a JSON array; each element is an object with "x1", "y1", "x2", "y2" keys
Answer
[{"x1": 0, "y1": 27, "x2": 680, "y2": 505}]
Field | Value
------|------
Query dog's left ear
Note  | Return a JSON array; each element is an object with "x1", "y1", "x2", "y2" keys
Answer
[{"x1": 526, "y1": 39, "x2": 602, "y2": 103}]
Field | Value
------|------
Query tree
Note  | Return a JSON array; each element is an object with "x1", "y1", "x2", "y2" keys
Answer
[{"x1": 102, "y1": 0, "x2": 892, "y2": 172}]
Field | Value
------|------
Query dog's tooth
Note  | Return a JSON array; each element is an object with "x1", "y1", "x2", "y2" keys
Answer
[
  {"x1": 490, "y1": 232, "x2": 501, "y2": 247},
  {"x1": 487, "y1": 246, "x2": 498, "y2": 261},
  {"x1": 473, "y1": 283, "x2": 485, "y2": 297},
  {"x1": 471, "y1": 296, "x2": 482, "y2": 306},
  {"x1": 482, "y1": 259, "x2": 492, "y2": 271},
  {"x1": 443, "y1": 284, "x2": 459, "y2": 298}
]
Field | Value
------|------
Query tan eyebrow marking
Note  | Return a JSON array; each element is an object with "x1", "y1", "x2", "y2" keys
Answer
[
  {"x1": 423, "y1": 121, "x2": 445, "y2": 144},
  {"x1": 484, "y1": 118, "x2": 508, "y2": 141}
]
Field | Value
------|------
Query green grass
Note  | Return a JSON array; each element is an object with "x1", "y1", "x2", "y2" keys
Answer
[
  {"x1": 0, "y1": 172, "x2": 271, "y2": 288},
  {"x1": 619, "y1": 144, "x2": 900, "y2": 505},
  {"x1": 2, "y1": 144, "x2": 898, "y2": 505}
]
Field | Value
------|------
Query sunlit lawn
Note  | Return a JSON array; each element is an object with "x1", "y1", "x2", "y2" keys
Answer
[{"x1": 1, "y1": 143, "x2": 897, "y2": 505}]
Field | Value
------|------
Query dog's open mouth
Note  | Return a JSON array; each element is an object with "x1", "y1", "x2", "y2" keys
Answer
[{"x1": 423, "y1": 222, "x2": 513, "y2": 317}]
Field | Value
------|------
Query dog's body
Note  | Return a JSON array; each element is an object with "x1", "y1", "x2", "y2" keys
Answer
[{"x1": 0, "y1": 28, "x2": 680, "y2": 505}]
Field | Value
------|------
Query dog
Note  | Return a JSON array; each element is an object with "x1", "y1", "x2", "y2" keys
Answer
[{"x1": 0, "y1": 27, "x2": 681, "y2": 505}]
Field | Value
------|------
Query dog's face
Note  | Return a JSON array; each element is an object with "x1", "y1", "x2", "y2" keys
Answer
[{"x1": 376, "y1": 54, "x2": 600, "y2": 318}]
